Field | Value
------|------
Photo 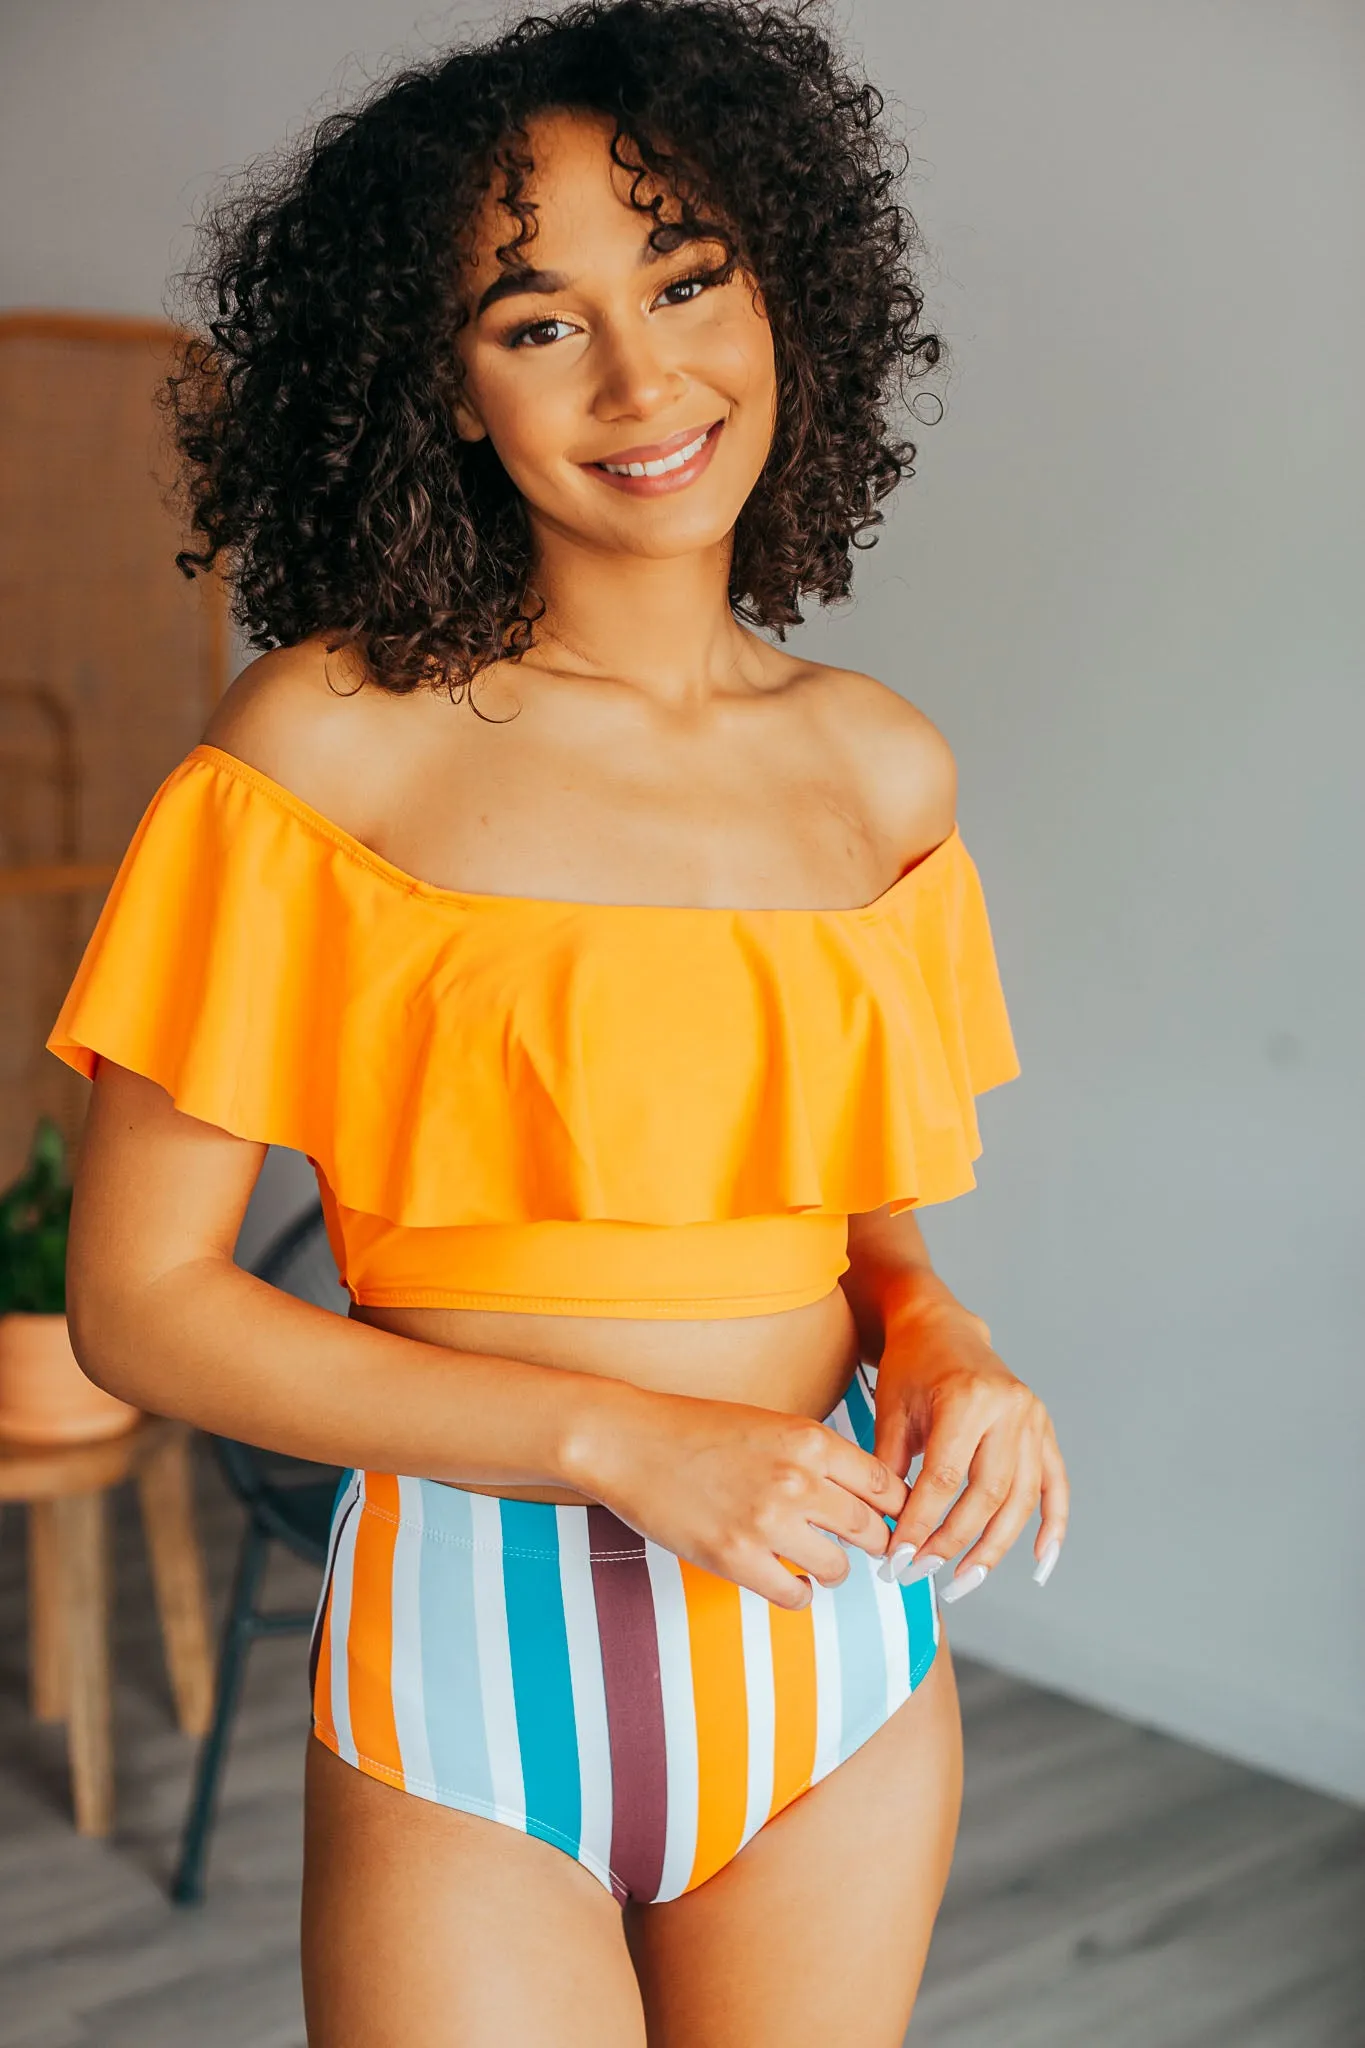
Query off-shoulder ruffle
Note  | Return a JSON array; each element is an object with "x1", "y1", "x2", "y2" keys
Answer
[{"x1": 46, "y1": 745, "x2": 1019, "y2": 1227}]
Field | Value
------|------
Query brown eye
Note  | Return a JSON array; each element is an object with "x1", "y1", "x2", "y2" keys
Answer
[
  {"x1": 505, "y1": 316, "x2": 577, "y2": 350},
  {"x1": 656, "y1": 272, "x2": 718, "y2": 309}
]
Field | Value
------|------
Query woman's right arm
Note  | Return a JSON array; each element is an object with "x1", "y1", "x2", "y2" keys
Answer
[{"x1": 69, "y1": 1060, "x2": 905, "y2": 1608}]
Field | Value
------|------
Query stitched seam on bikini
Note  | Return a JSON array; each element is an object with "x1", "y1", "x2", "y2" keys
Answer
[
  {"x1": 312, "y1": 1633, "x2": 941, "y2": 1900},
  {"x1": 356, "y1": 1500, "x2": 645, "y2": 1561},
  {"x1": 351, "y1": 1283, "x2": 836, "y2": 1312},
  {"x1": 313, "y1": 1731, "x2": 626, "y2": 1896},
  {"x1": 807, "y1": 1636, "x2": 943, "y2": 1789}
]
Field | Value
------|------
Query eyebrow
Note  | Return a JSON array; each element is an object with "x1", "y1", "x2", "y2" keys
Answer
[
  {"x1": 473, "y1": 227, "x2": 714, "y2": 318},
  {"x1": 475, "y1": 265, "x2": 569, "y2": 317}
]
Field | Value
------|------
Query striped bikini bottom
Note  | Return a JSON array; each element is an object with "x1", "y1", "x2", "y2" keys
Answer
[{"x1": 309, "y1": 1364, "x2": 940, "y2": 1905}]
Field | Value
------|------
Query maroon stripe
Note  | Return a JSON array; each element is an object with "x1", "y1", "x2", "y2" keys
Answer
[{"x1": 587, "y1": 1507, "x2": 668, "y2": 1903}]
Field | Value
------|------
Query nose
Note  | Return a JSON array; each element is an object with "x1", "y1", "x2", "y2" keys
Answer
[{"x1": 590, "y1": 310, "x2": 686, "y2": 424}]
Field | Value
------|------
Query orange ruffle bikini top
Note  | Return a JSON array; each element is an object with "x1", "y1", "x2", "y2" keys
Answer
[{"x1": 46, "y1": 743, "x2": 1019, "y2": 1319}]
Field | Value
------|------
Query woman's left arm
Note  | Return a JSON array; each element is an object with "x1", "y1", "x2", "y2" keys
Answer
[{"x1": 840, "y1": 1204, "x2": 1069, "y2": 1599}]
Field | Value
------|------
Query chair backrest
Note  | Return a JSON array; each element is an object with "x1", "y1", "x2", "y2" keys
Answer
[
  {"x1": 212, "y1": 1199, "x2": 347, "y2": 1512},
  {"x1": 0, "y1": 313, "x2": 228, "y2": 1182}
]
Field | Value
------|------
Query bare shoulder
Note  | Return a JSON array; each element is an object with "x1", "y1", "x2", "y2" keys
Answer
[
  {"x1": 200, "y1": 634, "x2": 403, "y2": 840},
  {"x1": 802, "y1": 662, "x2": 957, "y2": 862}
]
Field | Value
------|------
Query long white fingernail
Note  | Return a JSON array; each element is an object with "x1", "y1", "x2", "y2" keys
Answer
[
  {"x1": 1033, "y1": 1539, "x2": 1061, "y2": 1587},
  {"x1": 896, "y1": 1550, "x2": 945, "y2": 1586},
  {"x1": 877, "y1": 1541, "x2": 917, "y2": 1583},
  {"x1": 939, "y1": 1563, "x2": 989, "y2": 1603}
]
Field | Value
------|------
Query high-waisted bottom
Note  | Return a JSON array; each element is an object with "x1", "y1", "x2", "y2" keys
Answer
[{"x1": 309, "y1": 1362, "x2": 940, "y2": 1904}]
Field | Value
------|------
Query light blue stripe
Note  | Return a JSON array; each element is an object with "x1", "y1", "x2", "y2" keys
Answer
[
  {"x1": 416, "y1": 1482, "x2": 494, "y2": 1810},
  {"x1": 831, "y1": 1548, "x2": 889, "y2": 1763},
  {"x1": 499, "y1": 1499, "x2": 582, "y2": 1860}
]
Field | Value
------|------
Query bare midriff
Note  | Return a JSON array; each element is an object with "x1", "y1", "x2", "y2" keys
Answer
[{"x1": 350, "y1": 1285, "x2": 863, "y2": 1505}]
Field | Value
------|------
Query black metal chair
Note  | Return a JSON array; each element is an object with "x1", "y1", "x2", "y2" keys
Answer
[{"x1": 170, "y1": 1199, "x2": 348, "y2": 1904}]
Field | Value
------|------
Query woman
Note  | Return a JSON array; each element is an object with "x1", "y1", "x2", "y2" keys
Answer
[{"x1": 48, "y1": 3, "x2": 1068, "y2": 2041}]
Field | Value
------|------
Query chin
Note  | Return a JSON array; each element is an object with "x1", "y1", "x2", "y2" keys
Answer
[
  {"x1": 599, "y1": 474, "x2": 758, "y2": 547},
  {"x1": 607, "y1": 513, "x2": 744, "y2": 560}
]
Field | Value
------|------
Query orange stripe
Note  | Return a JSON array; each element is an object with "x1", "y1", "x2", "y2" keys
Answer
[
  {"x1": 345, "y1": 1473, "x2": 404, "y2": 1786},
  {"x1": 311, "y1": 1573, "x2": 338, "y2": 1750},
  {"x1": 679, "y1": 1560, "x2": 750, "y2": 1890},
  {"x1": 767, "y1": 1598, "x2": 818, "y2": 1819}
]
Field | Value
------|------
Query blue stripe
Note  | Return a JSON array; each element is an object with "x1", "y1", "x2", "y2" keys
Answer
[
  {"x1": 900, "y1": 1571, "x2": 938, "y2": 1683},
  {"x1": 839, "y1": 1369, "x2": 906, "y2": 1544},
  {"x1": 416, "y1": 1482, "x2": 494, "y2": 1809},
  {"x1": 499, "y1": 1499, "x2": 582, "y2": 1859},
  {"x1": 329, "y1": 1466, "x2": 356, "y2": 1524},
  {"x1": 839, "y1": 1371, "x2": 939, "y2": 1693}
]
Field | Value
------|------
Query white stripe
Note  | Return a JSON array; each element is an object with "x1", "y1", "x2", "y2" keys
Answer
[
  {"x1": 312, "y1": 1471, "x2": 358, "y2": 1626},
  {"x1": 809, "y1": 1580, "x2": 843, "y2": 1785},
  {"x1": 646, "y1": 1544, "x2": 699, "y2": 1902},
  {"x1": 929, "y1": 1566, "x2": 941, "y2": 1650},
  {"x1": 327, "y1": 1481, "x2": 363, "y2": 1769},
  {"x1": 738, "y1": 1588, "x2": 775, "y2": 1849},
  {"x1": 311, "y1": 1471, "x2": 360, "y2": 1652},
  {"x1": 468, "y1": 1491, "x2": 525, "y2": 1824},
  {"x1": 871, "y1": 1558, "x2": 913, "y2": 1718},
  {"x1": 556, "y1": 1507, "x2": 614, "y2": 1885},
  {"x1": 390, "y1": 1477, "x2": 435, "y2": 1794}
]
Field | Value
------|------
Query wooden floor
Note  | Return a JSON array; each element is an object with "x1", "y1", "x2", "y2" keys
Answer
[{"x1": 2, "y1": 1448, "x2": 1362, "y2": 2047}]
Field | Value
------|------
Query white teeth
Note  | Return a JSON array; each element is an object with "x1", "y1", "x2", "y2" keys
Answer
[{"x1": 600, "y1": 426, "x2": 712, "y2": 478}]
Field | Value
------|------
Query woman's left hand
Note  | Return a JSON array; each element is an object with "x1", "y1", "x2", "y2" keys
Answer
[{"x1": 871, "y1": 1299, "x2": 1069, "y2": 1600}]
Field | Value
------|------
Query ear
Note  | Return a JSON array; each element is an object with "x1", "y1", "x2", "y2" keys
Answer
[{"x1": 453, "y1": 397, "x2": 489, "y2": 444}]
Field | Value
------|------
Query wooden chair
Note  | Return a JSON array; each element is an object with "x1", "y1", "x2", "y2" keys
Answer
[{"x1": 3, "y1": 1414, "x2": 214, "y2": 1836}]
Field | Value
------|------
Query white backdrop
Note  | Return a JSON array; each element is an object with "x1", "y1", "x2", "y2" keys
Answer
[{"x1": 6, "y1": 0, "x2": 1361, "y2": 1801}]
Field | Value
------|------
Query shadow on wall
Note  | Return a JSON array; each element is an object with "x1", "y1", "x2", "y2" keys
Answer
[{"x1": 233, "y1": 1147, "x2": 324, "y2": 1276}]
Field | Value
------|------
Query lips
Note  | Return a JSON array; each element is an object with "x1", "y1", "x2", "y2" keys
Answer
[
  {"x1": 587, "y1": 419, "x2": 723, "y2": 470},
  {"x1": 582, "y1": 418, "x2": 726, "y2": 498}
]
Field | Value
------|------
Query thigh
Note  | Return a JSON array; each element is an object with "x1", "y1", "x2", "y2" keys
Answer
[
  {"x1": 301, "y1": 1737, "x2": 647, "y2": 2048},
  {"x1": 626, "y1": 1633, "x2": 963, "y2": 2048}
]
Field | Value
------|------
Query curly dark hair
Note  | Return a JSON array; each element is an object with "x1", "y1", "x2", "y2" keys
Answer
[{"x1": 165, "y1": 0, "x2": 943, "y2": 698}]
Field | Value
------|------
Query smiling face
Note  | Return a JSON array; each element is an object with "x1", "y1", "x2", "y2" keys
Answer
[{"x1": 451, "y1": 108, "x2": 778, "y2": 563}]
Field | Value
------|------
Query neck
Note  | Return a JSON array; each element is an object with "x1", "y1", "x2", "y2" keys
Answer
[{"x1": 520, "y1": 520, "x2": 760, "y2": 709}]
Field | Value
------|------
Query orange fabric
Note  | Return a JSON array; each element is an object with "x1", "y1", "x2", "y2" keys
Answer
[
  {"x1": 327, "y1": 1202, "x2": 852, "y2": 1316},
  {"x1": 311, "y1": 1577, "x2": 339, "y2": 1754},
  {"x1": 678, "y1": 1562, "x2": 750, "y2": 1889},
  {"x1": 767, "y1": 1599, "x2": 819, "y2": 1818},
  {"x1": 346, "y1": 1476, "x2": 404, "y2": 1786},
  {"x1": 45, "y1": 742, "x2": 1020, "y2": 1317}
]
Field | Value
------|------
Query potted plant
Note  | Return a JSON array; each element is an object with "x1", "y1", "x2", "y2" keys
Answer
[{"x1": 0, "y1": 1114, "x2": 138, "y2": 1444}]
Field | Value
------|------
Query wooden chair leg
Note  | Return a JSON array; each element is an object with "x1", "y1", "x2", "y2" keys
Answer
[
  {"x1": 54, "y1": 1489, "x2": 113, "y2": 1838},
  {"x1": 28, "y1": 1500, "x2": 67, "y2": 1723},
  {"x1": 137, "y1": 1428, "x2": 213, "y2": 1738}
]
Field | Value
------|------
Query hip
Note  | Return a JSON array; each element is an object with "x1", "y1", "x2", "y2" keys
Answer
[{"x1": 309, "y1": 1362, "x2": 941, "y2": 1905}]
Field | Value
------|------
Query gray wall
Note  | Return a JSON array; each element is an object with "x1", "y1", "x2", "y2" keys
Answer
[{"x1": 5, "y1": 0, "x2": 1360, "y2": 1801}]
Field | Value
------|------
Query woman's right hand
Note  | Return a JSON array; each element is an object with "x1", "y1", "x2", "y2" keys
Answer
[{"x1": 563, "y1": 1385, "x2": 910, "y2": 1609}]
